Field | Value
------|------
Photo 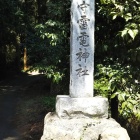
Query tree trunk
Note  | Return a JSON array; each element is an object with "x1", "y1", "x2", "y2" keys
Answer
[
  {"x1": 37, "y1": 0, "x2": 41, "y2": 23},
  {"x1": 15, "y1": 35, "x2": 21, "y2": 73},
  {"x1": 111, "y1": 96, "x2": 119, "y2": 122},
  {"x1": 23, "y1": 47, "x2": 27, "y2": 71},
  {"x1": 0, "y1": 47, "x2": 7, "y2": 80}
]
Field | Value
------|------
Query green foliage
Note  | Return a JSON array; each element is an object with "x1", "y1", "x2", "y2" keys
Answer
[
  {"x1": 95, "y1": 2, "x2": 140, "y2": 129},
  {"x1": 41, "y1": 96, "x2": 56, "y2": 111},
  {"x1": 94, "y1": 61, "x2": 140, "y2": 131},
  {"x1": 99, "y1": 0, "x2": 140, "y2": 40},
  {"x1": 24, "y1": 0, "x2": 70, "y2": 84}
]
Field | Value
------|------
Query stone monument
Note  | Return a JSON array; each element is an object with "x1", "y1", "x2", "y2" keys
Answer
[{"x1": 41, "y1": 0, "x2": 130, "y2": 139}]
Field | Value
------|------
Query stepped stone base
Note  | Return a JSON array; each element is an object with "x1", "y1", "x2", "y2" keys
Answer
[
  {"x1": 56, "y1": 95, "x2": 109, "y2": 119},
  {"x1": 41, "y1": 112, "x2": 130, "y2": 140},
  {"x1": 41, "y1": 95, "x2": 130, "y2": 140}
]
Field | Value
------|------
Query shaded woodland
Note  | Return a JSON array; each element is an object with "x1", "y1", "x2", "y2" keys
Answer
[{"x1": 0, "y1": 0, "x2": 140, "y2": 139}]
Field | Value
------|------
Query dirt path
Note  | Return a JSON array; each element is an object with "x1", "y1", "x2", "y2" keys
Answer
[
  {"x1": 0, "y1": 73, "x2": 44, "y2": 140},
  {"x1": 0, "y1": 92, "x2": 19, "y2": 140}
]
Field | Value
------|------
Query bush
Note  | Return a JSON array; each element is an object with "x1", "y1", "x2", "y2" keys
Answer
[{"x1": 94, "y1": 61, "x2": 140, "y2": 134}]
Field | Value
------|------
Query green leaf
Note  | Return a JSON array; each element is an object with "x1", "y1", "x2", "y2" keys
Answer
[
  {"x1": 122, "y1": 101, "x2": 127, "y2": 109},
  {"x1": 111, "y1": 0, "x2": 115, "y2": 4},
  {"x1": 128, "y1": 29, "x2": 135, "y2": 40},
  {"x1": 128, "y1": 99, "x2": 137, "y2": 105},
  {"x1": 121, "y1": 29, "x2": 128, "y2": 38},
  {"x1": 100, "y1": 0, "x2": 107, "y2": 4},
  {"x1": 124, "y1": 13, "x2": 132, "y2": 21},
  {"x1": 121, "y1": 78, "x2": 126, "y2": 84},
  {"x1": 111, "y1": 92, "x2": 119, "y2": 98},
  {"x1": 133, "y1": 29, "x2": 138, "y2": 37},
  {"x1": 113, "y1": 14, "x2": 117, "y2": 20},
  {"x1": 103, "y1": 45, "x2": 108, "y2": 51},
  {"x1": 118, "y1": 93, "x2": 125, "y2": 101},
  {"x1": 127, "y1": 102, "x2": 133, "y2": 110}
]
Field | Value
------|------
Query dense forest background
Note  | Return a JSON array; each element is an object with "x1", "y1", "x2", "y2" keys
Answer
[{"x1": 0, "y1": 0, "x2": 140, "y2": 138}]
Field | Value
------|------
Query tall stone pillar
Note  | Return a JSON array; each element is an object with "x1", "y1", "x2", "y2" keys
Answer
[
  {"x1": 55, "y1": 0, "x2": 107, "y2": 119},
  {"x1": 41, "y1": 0, "x2": 130, "y2": 139},
  {"x1": 70, "y1": 0, "x2": 94, "y2": 98}
]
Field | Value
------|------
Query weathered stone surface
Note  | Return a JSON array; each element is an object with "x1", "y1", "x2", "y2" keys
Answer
[
  {"x1": 56, "y1": 95, "x2": 108, "y2": 119},
  {"x1": 41, "y1": 113, "x2": 130, "y2": 140},
  {"x1": 101, "y1": 127, "x2": 130, "y2": 140},
  {"x1": 70, "y1": 0, "x2": 95, "y2": 98}
]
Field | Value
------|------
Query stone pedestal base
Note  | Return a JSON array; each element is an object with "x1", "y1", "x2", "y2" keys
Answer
[
  {"x1": 41, "y1": 112, "x2": 130, "y2": 140},
  {"x1": 56, "y1": 95, "x2": 108, "y2": 119}
]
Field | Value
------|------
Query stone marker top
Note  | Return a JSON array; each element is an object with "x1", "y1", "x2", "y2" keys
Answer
[{"x1": 70, "y1": 0, "x2": 95, "y2": 98}]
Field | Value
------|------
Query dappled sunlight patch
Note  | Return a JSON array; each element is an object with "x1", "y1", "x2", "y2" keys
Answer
[
  {"x1": 3, "y1": 136, "x2": 19, "y2": 140},
  {"x1": 27, "y1": 70, "x2": 44, "y2": 75}
]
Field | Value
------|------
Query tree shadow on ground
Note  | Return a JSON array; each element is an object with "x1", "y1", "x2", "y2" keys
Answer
[{"x1": 0, "y1": 72, "x2": 52, "y2": 140}]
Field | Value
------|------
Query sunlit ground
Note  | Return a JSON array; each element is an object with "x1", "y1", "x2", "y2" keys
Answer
[
  {"x1": 0, "y1": 70, "x2": 44, "y2": 95},
  {"x1": 3, "y1": 136, "x2": 19, "y2": 140},
  {"x1": 27, "y1": 70, "x2": 44, "y2": 75}
]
